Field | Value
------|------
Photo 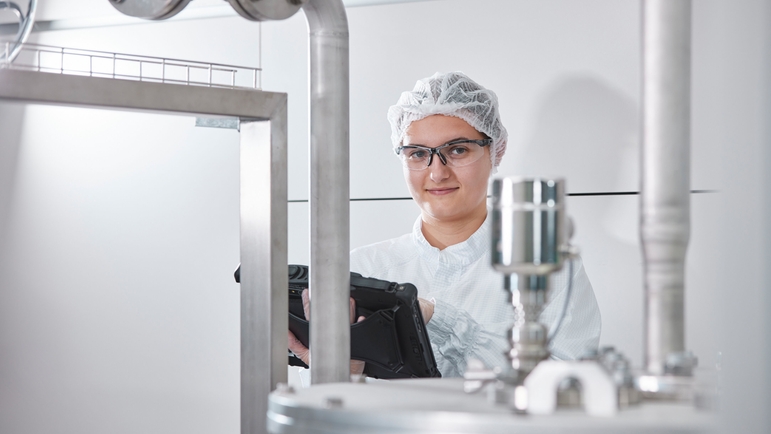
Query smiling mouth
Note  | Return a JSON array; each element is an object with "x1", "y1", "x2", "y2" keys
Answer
[{"x1": 426, "y1": 187, "x2": 459, "y2": 196}]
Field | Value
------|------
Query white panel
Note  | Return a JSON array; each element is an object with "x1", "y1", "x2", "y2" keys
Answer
[
  {"x1": 0, "y1": 102, "x2": 24, "y2": 246},
  {"x1": 350, "y1": 199, "x2": 422, "y2": 251},
  {"x1": 348, "y1": 0, "x2": 642, "y2": 197},
  {"x1": 261, "y1": 13, "x2": 310, "y2": 201},
  {"x1": 261, "y1": 0, "x2": 722, "y2": 200},
  {"x1": 262, "y1": 0, "x2": 647, "y2": 200},
  {"x1": 692, "y1": 1, "x2": 771, "y2": 432},
  {"x1": 288, "y1": 198, "x2": 421, "y2": 266},
  {"x1": 0, "y1": 97, "x2": 241, "y2": 434}
]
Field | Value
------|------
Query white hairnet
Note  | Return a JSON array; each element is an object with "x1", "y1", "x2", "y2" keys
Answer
[{"x1": 388, "y1": 71, "x2": 508, "y2": 168}]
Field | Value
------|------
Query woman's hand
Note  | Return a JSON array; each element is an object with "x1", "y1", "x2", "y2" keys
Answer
[
  {"x1": 418, "y1": 297, "x2": 435, "y2": 324},
  {"x1": 288, "y1": 329, "x2": 310, "y2": 365},
  {"x1": 288, "y1": 289, "x2": 366, "y2": 375}
]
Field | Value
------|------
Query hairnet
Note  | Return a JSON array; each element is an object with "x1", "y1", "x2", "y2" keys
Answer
[{"x1": 388, "y1": 71, "x2": 508, "y2": 168}]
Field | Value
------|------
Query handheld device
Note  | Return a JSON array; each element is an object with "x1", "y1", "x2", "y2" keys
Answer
[{"x1": 234, "y1": 264, "x2": 441, "y2": 379}]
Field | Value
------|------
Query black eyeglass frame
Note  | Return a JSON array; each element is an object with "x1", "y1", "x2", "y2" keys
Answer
[{"x1": 394, "y1": 138, "x2": 493, "y2": 169}]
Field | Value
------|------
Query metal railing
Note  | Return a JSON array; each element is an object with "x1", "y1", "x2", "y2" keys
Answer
[{"x1": 0, "y1": 42, "x2": 261, "y2": 90}]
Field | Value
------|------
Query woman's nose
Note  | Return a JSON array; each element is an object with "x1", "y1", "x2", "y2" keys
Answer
[{"x1": 428, "y1": 157, "x2": 451, "y2": 182}]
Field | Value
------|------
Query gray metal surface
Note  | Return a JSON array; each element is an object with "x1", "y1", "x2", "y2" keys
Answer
[
  {"x1": 107, "y1": 0, "x2": 193, "y2": 20},
  {"x1": 303, "y1": 0, "x2": 351, "y2": 385},
  {"x1": 0, "y1": 69, "x2": 283, "y2": 118},
  {"x1": 267, "y1": 378, "x2": 715, "y2": 434},
  {"x1": 227, "y1": 0, "x2": 307, "y2": 21},
  {"x1": 0, "y1": 67, "x2": 289, "y2": 434},
  {"x1": 640, "y1": 0, "x2": 692, "y2": 376},
  {"x1": 240, "y1": 119, "x2": 289, "y2": 434},
  {"x1": 196, "y1": 117, "x2": 240, "y2": 129},
  {"x1": 491, "y1": 178, "x2": 567, "y2": 276}
]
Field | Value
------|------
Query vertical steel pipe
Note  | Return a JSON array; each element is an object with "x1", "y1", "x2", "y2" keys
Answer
[
  {"x1": 240, "y1": 117, "x2": 288, "y2": 434},
  {"x1": 641, "y1": 0, "x2": 692, "y2": 375},
  {"x1": 492, "y1": 178, "x2": 567, "y2": 378},
  {"x1": 302, "y1": 0, "x2": 351, "y2": 384}
]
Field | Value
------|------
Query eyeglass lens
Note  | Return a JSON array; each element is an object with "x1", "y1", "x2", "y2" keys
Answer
[{"x1": 399, "y1": 141, "x2": 487, "y2": 171}]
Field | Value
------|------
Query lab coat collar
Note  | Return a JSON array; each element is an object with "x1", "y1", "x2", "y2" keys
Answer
[{"x1": 411, "y1": 211, "x2": 490, "y2": 267}]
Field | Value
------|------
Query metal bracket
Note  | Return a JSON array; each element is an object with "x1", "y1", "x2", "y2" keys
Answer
[{"x1": 195, "y1": 117, "x2": 240, "y2": 130}]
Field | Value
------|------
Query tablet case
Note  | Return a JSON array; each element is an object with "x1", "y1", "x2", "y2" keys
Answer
[{"x1": 235, "y1": 264, "x2": 441, "y2": 379}]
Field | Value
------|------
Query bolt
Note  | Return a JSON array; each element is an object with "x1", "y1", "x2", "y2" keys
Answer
[{"x1": 325, "y1": 397, "x2": 344, "y2": 409}]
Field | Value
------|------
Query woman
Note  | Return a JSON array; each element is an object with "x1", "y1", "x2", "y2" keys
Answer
[{"x1": 291, "y1": 72, "x2": 601, "y2": 378}]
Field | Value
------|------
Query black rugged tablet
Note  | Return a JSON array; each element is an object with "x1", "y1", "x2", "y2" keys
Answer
[{"x1": 234, "y1": 264, "x2": 441, "y2": 379}]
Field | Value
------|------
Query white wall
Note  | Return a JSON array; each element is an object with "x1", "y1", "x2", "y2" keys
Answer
[{"x1": 0, "y1": 0, "x2": 768, "y2": 433}]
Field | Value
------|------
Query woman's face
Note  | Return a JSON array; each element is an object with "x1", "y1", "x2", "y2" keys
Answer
[{"x1": 402, "y1": 115, "x2": 492, "y2": 224}]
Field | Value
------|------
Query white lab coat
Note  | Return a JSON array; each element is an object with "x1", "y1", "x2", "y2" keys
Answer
[{"x1": 350, "y1": 213, "x2": 601, "y2": 378}]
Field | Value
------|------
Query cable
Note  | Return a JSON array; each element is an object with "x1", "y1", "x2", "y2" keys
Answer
[
  {"x1": 547, "y1": 257, "x2": 574, "y2": 343},
  {"x1": 286, "y1": 189, "x2": 718, "y2": 203}
]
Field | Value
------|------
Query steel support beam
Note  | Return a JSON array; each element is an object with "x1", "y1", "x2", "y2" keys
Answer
[{"x1": 240, "y1": 118, "x2": 288, "y2": 434}]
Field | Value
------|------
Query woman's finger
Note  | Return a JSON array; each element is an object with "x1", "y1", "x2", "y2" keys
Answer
[
  {"x1": 349, "y1": 297, "x2": 356, "y2": 324},
  {"x1": 288, "y1": 330, "x2": 310, "y2": 365},
  {"x1": 301, "y1": 288, "x2": 310, "y2": 321},
  {"x1": 351, "y1": 359, "x2": 366, "y2": 376},
  {"x1": 417, "y1": 297, "x2": 434, "y2": 324}
]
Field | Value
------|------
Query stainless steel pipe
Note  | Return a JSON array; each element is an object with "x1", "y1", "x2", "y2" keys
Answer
[
  {"x1": 0, "y1": 0, "x2": 37, "y2": 63},
  {"x1": 641, "y1": 0, "x2": 692, "y2": 376},
  {"x1": 491, "y1": 178, "x2": 567, "y2": 277},
  {"x1": 303, "y1": 0, "x2": 351, "y2": 385}
]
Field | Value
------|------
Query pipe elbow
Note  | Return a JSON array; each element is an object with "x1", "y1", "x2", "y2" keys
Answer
[{"x1": 303, "y1": 0, "x2": 349, "y2": 36}]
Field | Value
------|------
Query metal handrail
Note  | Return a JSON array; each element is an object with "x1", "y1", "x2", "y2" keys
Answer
[{"x1": 0, "y1": 42, "x2": 261, "y2": 90}]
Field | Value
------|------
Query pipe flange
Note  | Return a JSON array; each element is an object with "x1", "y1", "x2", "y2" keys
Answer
[
  {"x1": 664, "y1": 350, "x2": 698, "y2": 376},
  {"x1": 636, "y1": 374, "x2": 695, "y2": 401},
  {"x1": 226, "y1": 0, "x2": 307, "y2": 22},
  {"x1": 580, "y1": 346, "x2": 642, "y2": 406},
  {"x1": 107, "y1": 0, "x2": 193, "y2": 20}
]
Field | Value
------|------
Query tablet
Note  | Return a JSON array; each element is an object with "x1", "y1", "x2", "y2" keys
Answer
[{"x1": 235, "y1": 264, "x2": 441, "y2": 379}]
